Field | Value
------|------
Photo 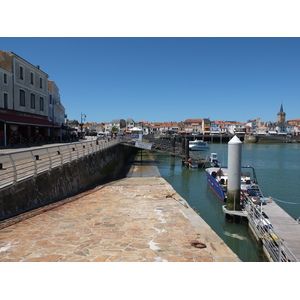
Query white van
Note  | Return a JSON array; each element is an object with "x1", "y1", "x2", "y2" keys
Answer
[{"x1": 97, "y1": 132, "x2": 106, "y2": 140}]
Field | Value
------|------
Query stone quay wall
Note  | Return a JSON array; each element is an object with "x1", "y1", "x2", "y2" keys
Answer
[{"x1": 0, "y1": 144, "x2": 137, "y2": 220}]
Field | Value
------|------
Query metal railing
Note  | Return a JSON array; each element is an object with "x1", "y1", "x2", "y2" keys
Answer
[
  {"x1": 0, "y1": 138, "x2": 121, "y2": 191},
  {"x1": 243, "y1": 196, "x2": 298, "y2": 262}
]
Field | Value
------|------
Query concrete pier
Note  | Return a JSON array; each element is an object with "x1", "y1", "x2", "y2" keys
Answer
[{"x1": 0, "y1": 151, "x2": 240, "y2": 262}]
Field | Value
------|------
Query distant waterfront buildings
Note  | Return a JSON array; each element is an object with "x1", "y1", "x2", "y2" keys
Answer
[
  {"x1": 287, "y1": 119, "x2": 300, "y2": 135},
  {"x1": 245, "y1": 105, "x2": 296, "y2": 136},
  {"x1": 119, "y1": 105, "x2": 299, "y2": 137}
]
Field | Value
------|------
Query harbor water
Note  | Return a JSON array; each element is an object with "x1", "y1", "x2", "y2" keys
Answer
[{"x1": 154, "y1": 142, "x2": 300, "y2": 262}]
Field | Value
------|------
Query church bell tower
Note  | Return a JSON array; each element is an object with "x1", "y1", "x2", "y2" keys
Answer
[{"x1": 277, "y1": 104, "x2": 286, "y2": 123}]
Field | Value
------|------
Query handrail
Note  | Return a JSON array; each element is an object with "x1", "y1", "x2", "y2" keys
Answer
[
  {"x1": 243, "y1": 195, "x2": 298, "y2": 262},
  {"x1": 0, "y1": 138, "x2": 121, "y2": 190}
]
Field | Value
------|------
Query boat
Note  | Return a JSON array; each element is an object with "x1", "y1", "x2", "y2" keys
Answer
[
  {"x1": 205, "y1": 166, "x2": 263, "y2": 201},
  {"x1": 189, "y1": 139, "x2": 210, "y2": 151},
  {"x1": 204, "y1": 153, "x2": 220, "y2": 168}
]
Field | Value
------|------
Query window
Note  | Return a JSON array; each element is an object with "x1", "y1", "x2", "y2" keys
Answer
[
  {"x1": 40, "y1": 77, "x2": 43, "y2": 89},
  {"x1": 4, "y1": 73, "x2": 7, "y2": 84},
  {"x1": 4, "y1": 93, "x2": 8, "y2": 109},
  {"x1": 39, "y1": 97, "x2": 44, "y2": 111},
  {"x1": 30, "y1": 72, "x2": 34, "y2": 85},
  {"x1": 30, "y1": 93, "x2": 35, "y2": 109},
  {"x1": 20, "y1": 90, "x2": 25, "y2": 106},
  {"x1": 20, "y1": 66, "x2": 24, "y2": 80}
]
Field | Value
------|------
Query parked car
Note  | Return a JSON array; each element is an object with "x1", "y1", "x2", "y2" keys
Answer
[{"x1": 97, "y1": 132, "x2": 106, "y2": 140}]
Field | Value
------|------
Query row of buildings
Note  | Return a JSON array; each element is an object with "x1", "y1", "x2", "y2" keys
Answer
[
  {"x1": 0, "y1": 50, "x2": 66, "y2": 146},
  {"x1": 1, "y1": 50, "x2": 299, "y2": 147},
  {"x1": 81, "y1": 105, "x2": 300, "y2": 137}
]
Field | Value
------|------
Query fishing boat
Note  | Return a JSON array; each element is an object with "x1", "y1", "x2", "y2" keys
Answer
[
  {"x1": 189, "y1": 139, "x2": 210, "y2": 151},
  {"x1": 204, "y1": 153, "x2": 220, "y2": 168},
  {"x1": 205, "y1": 166, "x2": 263, "y2": 201}
]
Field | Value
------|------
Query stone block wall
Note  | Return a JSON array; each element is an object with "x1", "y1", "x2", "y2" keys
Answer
[{"x1": 0, "y1": 144, "x2": 136, "y2": 220}]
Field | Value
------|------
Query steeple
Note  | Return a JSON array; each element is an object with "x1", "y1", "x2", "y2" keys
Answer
[
  {"x1": 277, "y1": 103, "x2": 286, "y2": 123},
  {"x1": 280, "y1": 103, "x2": 284, "y2": 113}
]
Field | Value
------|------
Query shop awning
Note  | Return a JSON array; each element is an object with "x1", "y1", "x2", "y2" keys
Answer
[{"x1": 0, "y1": 113, "x2": 60, "y2": 127}]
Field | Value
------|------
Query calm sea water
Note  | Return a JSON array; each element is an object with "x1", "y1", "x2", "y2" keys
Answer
[{"x1": 154, "y1": 142, "x2": 300, "y2": 262}]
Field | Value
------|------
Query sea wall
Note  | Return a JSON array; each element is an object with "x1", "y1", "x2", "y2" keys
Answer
[
  {"x1": 0, "y1": 144, "x2": 137, "y2": 220},
  {"x1": 244, "y1": 135, "x2": 258, "y2": 143}
]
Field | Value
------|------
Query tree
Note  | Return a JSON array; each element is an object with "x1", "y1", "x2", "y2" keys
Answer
[{"x1": 112, "y1": 126, "x2": 118, "y2": 133}]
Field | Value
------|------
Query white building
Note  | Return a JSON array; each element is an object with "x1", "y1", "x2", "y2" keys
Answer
[
  {"x1": 210, "y1": 122, "x2": 221, "y2": 134},
  {"x1": 126, "y1": 118, "x2": 135, "y2": 131},
  {"x1": 48, "y1": 80, "x2": 66, "y2": 138},
  {"x1": 110, "y1": 119, "x2": 126, "y2": 133},
  {"x1": 0, "y1": 50, "x2": 55, "y2": 146},
  {"x1": 228, "y1": 122, "x2": 245, "y2": 134}
]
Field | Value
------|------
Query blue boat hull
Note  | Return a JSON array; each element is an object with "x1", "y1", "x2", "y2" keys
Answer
[{"x1": 205, "y1": 171, "x2": 226, "y2": 201}]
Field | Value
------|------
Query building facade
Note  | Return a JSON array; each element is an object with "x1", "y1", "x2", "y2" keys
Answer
[
  {"x1": 210, "y1": 121, "x2": 221, "y2": 134},
  {"x1": 0, "y1": 50, "x2": 64, "y2": 146},
  {"x1": 287, "y1": 119, "x2": 300, "y2": 135},
  {"x1": 126, "y1": 118, "x2": 135, "y2": 132},
  {"x1": 48, "y1": 80, "x2": 65, "y2": 139}
]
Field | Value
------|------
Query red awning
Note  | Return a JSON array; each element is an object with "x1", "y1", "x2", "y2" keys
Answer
[{"x1": 0, "y1": 113, "x2": 60, "y2": 127}]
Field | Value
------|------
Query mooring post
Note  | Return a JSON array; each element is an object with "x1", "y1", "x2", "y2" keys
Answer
[
  {"x1": 185, "y1": 137, "x2": 190, "y2": 161},
  {"x1": 227, "y1": 135, "x2": 242, "y2": 211},
  {"x1": 171, "y1": 136, "x2": 175, "y2": 154}
]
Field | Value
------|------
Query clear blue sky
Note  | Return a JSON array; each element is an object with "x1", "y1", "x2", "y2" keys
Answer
[{"x1": 1, "y1": 37, "x2": 300, "y2": 124}]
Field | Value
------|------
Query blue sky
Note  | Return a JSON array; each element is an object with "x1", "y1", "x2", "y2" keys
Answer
[{"x1": 1, "y1": 37, "x2": 299, "y2": 124}]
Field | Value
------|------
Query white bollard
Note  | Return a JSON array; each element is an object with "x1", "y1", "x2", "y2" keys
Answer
[{"x1": 227, "y1": 135, "x2": 242, "y2": 210}]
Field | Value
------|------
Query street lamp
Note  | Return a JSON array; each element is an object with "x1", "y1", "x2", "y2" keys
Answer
[{"x1": 81, "y1": 113, "x2": 86, "y2": 124}]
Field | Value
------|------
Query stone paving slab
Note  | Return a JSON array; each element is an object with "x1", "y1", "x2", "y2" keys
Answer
[{"x1": 0, "y1": 175, "x2": 240, "y2": 262}]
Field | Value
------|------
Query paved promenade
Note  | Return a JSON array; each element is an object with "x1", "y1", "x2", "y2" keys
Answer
[{"x1": 0, "y1": 151, "x2": 240, "y2": 262}]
